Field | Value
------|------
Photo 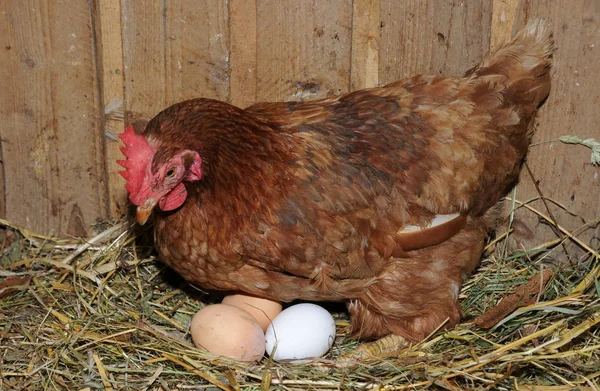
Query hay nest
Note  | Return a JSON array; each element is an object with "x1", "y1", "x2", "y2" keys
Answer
[{"x1": 0, "y1": 199, "x2": 598, "y2": 391}]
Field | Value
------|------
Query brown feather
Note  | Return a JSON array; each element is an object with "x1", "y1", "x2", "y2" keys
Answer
[{"x1": 396, "y1": 215, "x2": 467, "y2": 253}]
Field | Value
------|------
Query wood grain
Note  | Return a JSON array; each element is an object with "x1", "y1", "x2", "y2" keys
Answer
[
  {"x1": 122, "y1": 0, "x2": 167, "y2": 120},
  {"x1": 230, "y1": 0, "x2": 258, "y2": 108},
  {"x1": 351, "y1": 0, "x2": 381, "y2": 90},
  {"x1": 379, "y1": 0, "x2": 492, "y2": 83},
  {"x1": 255, "y1": 0, "x2": 353, "y2": 102},
  {"x1": 0, "y1": 0, "x2": 107, "y2": 236},
  {"x1": 511, "y1": 0, "x2": 600, "y2": 253},
  {"x1": 96, "y1": 0, "x2": 127, "y2": 216},
  {"x1": 164, "y1": 0, "x2": 229, "y2": 104},
  {"x1": 490, "y1": 0, "x2": 520, "y2": 52},
  {"x1": 122, "y1": 0, "x2": 229, "y2": 119}
]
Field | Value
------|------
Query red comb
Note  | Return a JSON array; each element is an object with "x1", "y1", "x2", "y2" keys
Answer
[{"x1": 117, "y1": 125, "x2": 154, "y2": 203}]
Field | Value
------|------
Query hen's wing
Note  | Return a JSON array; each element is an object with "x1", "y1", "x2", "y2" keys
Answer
[{"x1": 248, "y1": 80, "x2": 494, "y2": 253}]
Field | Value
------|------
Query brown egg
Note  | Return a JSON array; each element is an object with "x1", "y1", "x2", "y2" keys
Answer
[
  {"x1": 190, "y1": 304, "x2": 265, "y2": 362},
  {"x1": 222, "y1": 294, "x2": 283, "y2": 332}
]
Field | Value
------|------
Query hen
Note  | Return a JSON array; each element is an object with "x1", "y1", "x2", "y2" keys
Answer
[{"x1": 118, "y1": 20, "x2": 553, "y2": 347}]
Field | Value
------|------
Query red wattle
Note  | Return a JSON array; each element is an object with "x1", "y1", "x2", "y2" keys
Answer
[{"x1": 159, "y1": 182, "x2": 188, "y2": 211}]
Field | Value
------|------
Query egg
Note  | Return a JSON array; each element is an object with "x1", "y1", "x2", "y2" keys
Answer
[
  {"x1": 222, "y1": 294, "x2": 282, "y2": 331},
  {"x1": 190, "y1": 304, "x2": 265, "y2": 362},
  {"x1": 265, "y1": 303, "x2": 336, "y2": 362}
]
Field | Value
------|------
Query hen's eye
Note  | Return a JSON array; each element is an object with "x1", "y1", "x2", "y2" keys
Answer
[{"x1": 166, "y1": 169, "x2": 175, "y2": 178}]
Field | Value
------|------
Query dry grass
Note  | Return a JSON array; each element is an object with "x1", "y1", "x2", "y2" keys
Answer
[{"x1": 0, "y1": 199, "x2": 598, "y2": 391}]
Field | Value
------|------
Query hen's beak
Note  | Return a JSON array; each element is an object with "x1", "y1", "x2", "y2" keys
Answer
[{"x1": 136, "y1": 200, "x2": 156, "y2": 225}]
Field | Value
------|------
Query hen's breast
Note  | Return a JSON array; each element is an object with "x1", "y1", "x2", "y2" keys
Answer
[
  {"x1": 153, "y1": 198, "x2": 380, "y2": 301},
  {"x1": 153, "y1": 205, "x2": 238, "y2": 292}
]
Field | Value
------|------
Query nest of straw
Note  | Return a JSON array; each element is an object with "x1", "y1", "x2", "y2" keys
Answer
[{"x1": 0, "y1": 197, "x2": 598, "y2": 391}]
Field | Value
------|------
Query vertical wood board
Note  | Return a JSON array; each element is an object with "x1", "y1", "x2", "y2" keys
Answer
[
  {"x1": 164, "y1": 0, "x2": 230, "y2": 104},
  {"x1": 122, "y1": 0, "x2": 229, "y2": 123},
  {"x1": 255, "y1": 0, "x2": 353, "y2": 102},
  {"x1": 351, "y1": 0, "x2": 381, "y2": 90},
  {"x1": 230, "y1": 0, "x2": 258, "y2": 108},
  {"x1": 97, "y1": 0, "x2": 128, "y2": 216},
  {"x1": 0, "y1": 0, "x2": 107, "y2": 236},
  {"x1": 121, "y1": 0, "x2": 167, "y2": 120},
  {"x1": 490, "y1": 0, "x2": 519, "y2": 52},
  {"x1": 379, "y1": 0, "x2": 492, "y2": 84}
]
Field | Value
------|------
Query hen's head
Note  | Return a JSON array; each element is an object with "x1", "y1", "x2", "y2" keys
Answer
[{"x1": 117, "y1": 125, "x2": 203, "y2": 225}]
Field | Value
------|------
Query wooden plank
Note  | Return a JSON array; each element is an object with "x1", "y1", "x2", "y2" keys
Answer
[
  {"x1": 490, "y1": 0, "x2": 520, "y2": 52},
  {"x1": 255, "y1": 0, "x2": 353, "y2": 102},
  {"x1": 379, "y1": 0, "x2": 493, "y2": 84},
  {"x1": 122, "y1": 0, "x2": 167, "y2": 120},
  {"x1": 164, "y1": 0, "x2": 229, "y2": 104},
  {"x1": 510, "y1": 1, "x2": 600, "y2": 252},
  {"x1": 230, "y1": 0, "x2": 258, "y2": 108},
  {"x1": 350, "y1": 0, "x2": 381, "y2": 90},
  {"x1": 96, "y1": 0, "x2": 128, "y2": 217},
  {"x1": 122, "y1": 0, "x2": 229, "y2": 119},
  {"x1": 0, "y1": 0, "x2": 107, "y2": 236}
]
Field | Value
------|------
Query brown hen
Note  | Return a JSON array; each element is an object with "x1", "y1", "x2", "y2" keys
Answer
[{"x1": 118, "y1": 20, "x2": 553, "y2": 345}]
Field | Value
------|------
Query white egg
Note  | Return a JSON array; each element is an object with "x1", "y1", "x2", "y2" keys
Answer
[{"x1": 265, "y1": 303, "x2": 336, "y2": 362}]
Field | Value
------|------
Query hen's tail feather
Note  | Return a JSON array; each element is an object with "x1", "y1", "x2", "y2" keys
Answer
[{"x1": 466, "y1": 19, "x2": 555, "y2": 112}]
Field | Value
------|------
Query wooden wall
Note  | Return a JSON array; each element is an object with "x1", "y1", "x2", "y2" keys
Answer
[{"x1": 1, "y1": 0, "x2": 598, "y2": 245}]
